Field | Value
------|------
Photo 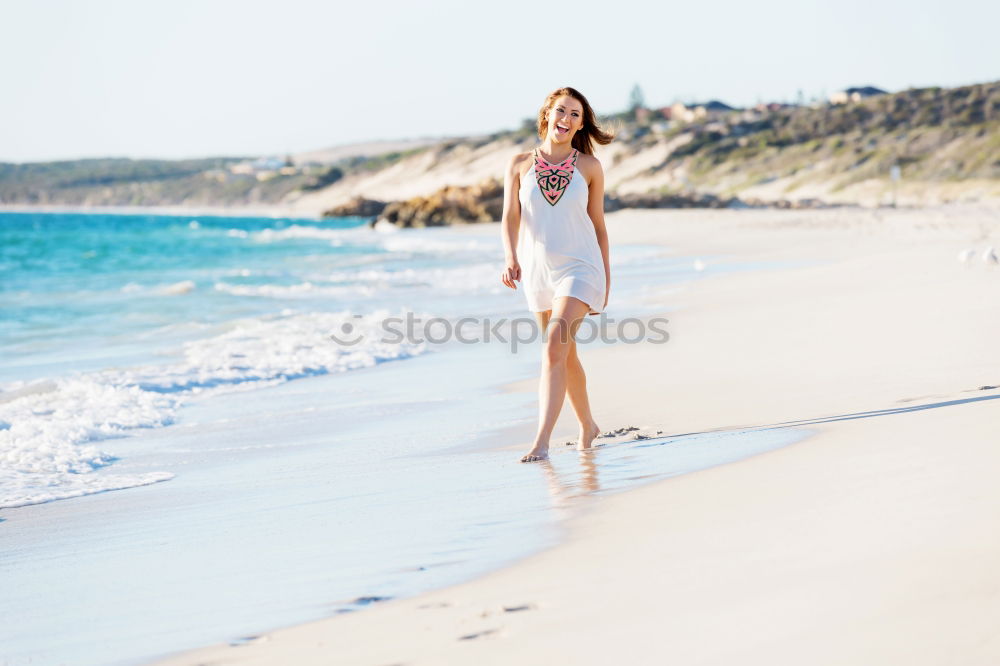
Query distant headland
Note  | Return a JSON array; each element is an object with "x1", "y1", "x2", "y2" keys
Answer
[{"x1": 2, "y1": 80, "x2": 998, "y2": 222}]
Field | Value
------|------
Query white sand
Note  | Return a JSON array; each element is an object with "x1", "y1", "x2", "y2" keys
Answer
[{"x1": 153, "y1": 205, "x2": 1000, "y2": 665}]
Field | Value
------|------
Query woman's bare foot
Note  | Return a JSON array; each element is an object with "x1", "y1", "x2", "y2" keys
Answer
[
  {"x1": 576, "y1": 421, "x2": 601, "y2": 451},
  {"x1": 520, "y1": 444, "x2": 549, "y2": 463}
]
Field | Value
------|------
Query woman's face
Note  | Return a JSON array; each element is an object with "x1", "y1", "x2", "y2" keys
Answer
[{"x1": 546, "y1": 95, "x2": 584, "y2": 144}]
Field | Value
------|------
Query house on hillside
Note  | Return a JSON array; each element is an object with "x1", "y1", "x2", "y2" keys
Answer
[
  {"x1": 700, "y1": 100, "x2": 736, "y2": 112},
  {"x1": 673, "y1": 100, "x2": 738, "y2": 123},
  {"x1": 754, "y1": 102, "x2": 794, "y2": 113},
  {"x1": 672, "y1": 102, "x2": 697, "y2": 123},
  {"x1": 228, "y1": 156, "x2": 298, "y2": 181},
  {"x1": 654, "y1": 99, "x2": 738, "y2": 125},
  {"x1": 829, "y1": 86, "x2": 888, "y2": 104}
]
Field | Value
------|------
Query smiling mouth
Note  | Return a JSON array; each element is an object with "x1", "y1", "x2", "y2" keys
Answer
[{"x1": 556, "y1": 124, "x2": 569, "y2": 134}]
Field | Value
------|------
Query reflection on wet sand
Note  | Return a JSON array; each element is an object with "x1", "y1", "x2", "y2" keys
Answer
[
  {"x1": 525, "y1": 426, "x2": 810, "y2": 514},
  {"x1": 536, "y1": 449, "x2": 602, "y2": 510}
]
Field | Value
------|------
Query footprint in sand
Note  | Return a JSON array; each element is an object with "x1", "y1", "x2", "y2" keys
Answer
[
  {"x1": 230, "y1": 634, "x2": 269, "y2": 647},
  {"x1": 560, "y1": 426, "x2": 666, "y2": 447},
  {"x1": 352, "y1": 595, "x2": 391, "y2": 605},
  {"x1": 503, "y1": 604, "x2": 535, "y2": 612},
  {"x1": 600, "y1": 425, "x2": 640, "y2": 438},
  {"x1": 599, "y1": 426, "x2": 666, "y2": 440},
  {"x1": 459, "y1": 628, "x2": 499, "y2": 640}
]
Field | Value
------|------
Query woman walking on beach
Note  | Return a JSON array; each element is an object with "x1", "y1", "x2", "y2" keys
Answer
[{"x1": 500, "y1": 86, "x2": 614, "y2": 463}]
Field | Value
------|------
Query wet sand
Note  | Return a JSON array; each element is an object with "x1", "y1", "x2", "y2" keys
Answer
[{"x1": 153, "y1": 205, "x2": 1000, "y2": 665}]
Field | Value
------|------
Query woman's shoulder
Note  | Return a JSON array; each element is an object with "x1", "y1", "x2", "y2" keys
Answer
[
  {"x1": 575, "y1": 151, "x2": 602, "y2": 168},
  {"x1": 507, "y1": 150, "x2": 534, "y2": 179},
  {"x1": 507, "y1": 150, "x2": 534, "y2": 168},
  {"x1": 575, "y1": 151, "x2": 603, "y2": 180}
]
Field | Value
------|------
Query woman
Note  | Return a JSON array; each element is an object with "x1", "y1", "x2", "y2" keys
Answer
[{"x1": 500, "y1": 86, "x2": 615, "y2": 463}]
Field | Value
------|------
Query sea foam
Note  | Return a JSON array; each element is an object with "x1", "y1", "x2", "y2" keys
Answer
[{"x1": 0, "y1": 308, "x2": 429, "y2": 508}]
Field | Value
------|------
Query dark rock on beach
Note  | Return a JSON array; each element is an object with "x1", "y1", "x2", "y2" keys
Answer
[
  {"x1": 322, "y1": 196, "x2": 387, "y2": 219},
  {"x1": 603, "y1": 192, "x2": 852, "y2": 211},
  {"x1": 737, "y1": 196, "x2": 854, "y2": 210},
  {"x1": 604, "y1": 191, "x2": 735, "y2": 211},
  {"x1": 376, "y1": 178, "x2": 504, "y2": 228},
  {"x1": 322, "y1": 181, "x2": 850, "y2": 229}
]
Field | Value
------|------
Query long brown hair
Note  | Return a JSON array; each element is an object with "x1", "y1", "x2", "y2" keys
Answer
[{"x1": 536, "y1": 86, "x2": 615, "y2": 155}]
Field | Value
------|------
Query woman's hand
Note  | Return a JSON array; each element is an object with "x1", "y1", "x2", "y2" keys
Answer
[{"x1": 501, "y1": 257, "x2": 521, "y2": 289}]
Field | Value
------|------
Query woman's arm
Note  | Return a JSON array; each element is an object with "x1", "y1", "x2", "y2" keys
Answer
[
  {"x1": 500, "y1": 153, "x2": 525, "y2": 290},
  {"x1": 584, "y1": 155, "x2": 611, "y2": 308}
]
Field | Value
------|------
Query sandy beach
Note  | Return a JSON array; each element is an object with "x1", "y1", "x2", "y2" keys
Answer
[{"x1": 146, "y1": 204, "x2": 1000, "y2": 665}]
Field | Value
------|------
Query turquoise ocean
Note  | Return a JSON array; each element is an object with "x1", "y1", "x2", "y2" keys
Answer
[{"x1": 0, "y1": 211, "x2": 808, "y2": 665}]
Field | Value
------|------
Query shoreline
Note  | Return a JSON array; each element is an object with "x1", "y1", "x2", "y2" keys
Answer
[
  {"x1": 152, "y1": 205, "x2": 1000, "y2": 665},
  {"x1": 9, "y1": 201, "x2": 996, "y2": 225},
  {"x1": 3, "y1": 212, "x2": 732, "y2": 665}
]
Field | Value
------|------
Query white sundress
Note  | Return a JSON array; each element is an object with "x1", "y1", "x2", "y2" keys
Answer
[{"x1": 517, "y1": 147, "x2": 607, "y2": 316}]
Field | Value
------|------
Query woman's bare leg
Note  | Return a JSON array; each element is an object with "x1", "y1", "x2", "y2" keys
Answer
[
  {"x1": 521, "y1": 296, "x2": 593, "y2": 462},
  {"x1": 566, "y1": 336, "x2": 602, "y2": 451},
  {"x1": 527, "y1": 308, "x2": 601, "y2": 454}
]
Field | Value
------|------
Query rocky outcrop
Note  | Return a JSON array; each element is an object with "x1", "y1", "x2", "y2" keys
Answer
[
  {"x1": 334, "y1": 183, "x2": 848, "y2": 228},
  {"x1": 323, "y1": 182, "x2": 844, "y2": 226},
  {"x1": 604, "y1": 191, "x2": 735, "y2": 210},
  {"x1": 605, "y1": 192, "x2": 852, "y2": 211},
  {"x1": 376, "y1": 178, "x2": 503, "y2": 227},
  {"x1": 322, "y1": 196, "x2": 387, "y2": 218},
  {"x1": 737, "y1": 197, "x2": 853, "y2": 209}
]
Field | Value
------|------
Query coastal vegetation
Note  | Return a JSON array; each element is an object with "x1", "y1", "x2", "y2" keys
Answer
[{"x1": 2, "y1": 80, "x2": 998, "y2": 213}]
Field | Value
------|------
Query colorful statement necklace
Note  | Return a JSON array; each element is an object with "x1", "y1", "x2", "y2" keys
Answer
[{"x1": 534, "y1": 147, "x2": 579, "y2": 206}]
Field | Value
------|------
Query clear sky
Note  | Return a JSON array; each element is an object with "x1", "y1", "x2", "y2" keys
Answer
[{"x1": 3, "y1": 0, "x2": 998, "y2": 162}]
